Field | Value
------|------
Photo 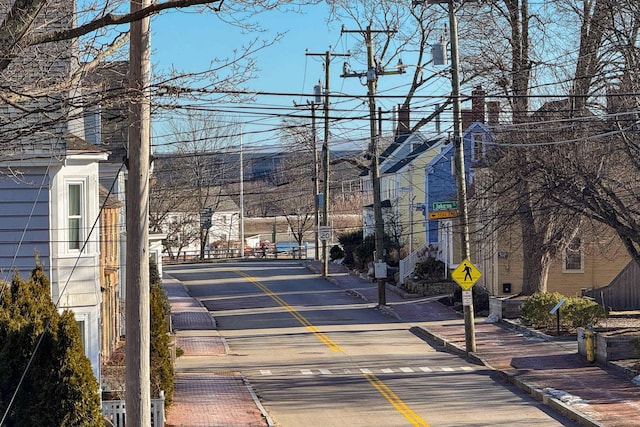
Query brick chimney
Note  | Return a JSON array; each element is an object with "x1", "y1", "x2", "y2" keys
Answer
[
  {"x1": 471, "y1": 85, "x2": 485, "y2": 123},
  {"x1": 395, "y1": 104, "x2": 411, "y2": 136},
  {"x1": 487, "y1": 101, "x2": 501, "y2": 126},
  {"x1": 461, "y1": 109, "x2": 474, "y2": 131}
]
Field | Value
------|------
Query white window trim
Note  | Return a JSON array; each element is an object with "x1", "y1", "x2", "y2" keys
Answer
[
  {"x1": 75, "y1": 313, "x2": 89, "y2": 356},
  {"x1": 67, "y1": 180, "x2": 86, "y2": 252}
]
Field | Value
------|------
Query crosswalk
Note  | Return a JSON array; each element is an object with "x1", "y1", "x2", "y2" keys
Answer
[{"x1": 256, "y1": 365, "x2": 479, "y2": 376}]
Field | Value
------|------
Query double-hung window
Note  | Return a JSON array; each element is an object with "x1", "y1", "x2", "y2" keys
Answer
[
  {"x1": 564, "y1": 236, "x2": 583, "y2": 272},
  {"x1": 68, "y1": 183, "x2": 84, "y2": 250}
]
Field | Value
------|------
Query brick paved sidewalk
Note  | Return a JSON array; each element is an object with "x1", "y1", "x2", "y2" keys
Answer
[
  {"x1": 163, "y1": 276, "x2": 271, "y2": 427},
  {"x1": 164, "y1": 262, "x2": 640, "y2": 427},
  {"x1": 307, "y1": 260, "x2": 640, "y2": 427}
]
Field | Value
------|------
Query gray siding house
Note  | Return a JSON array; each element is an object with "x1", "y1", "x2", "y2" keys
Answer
[{"x1": 0, "y1": 1, "x2": 105, "y2": 380}]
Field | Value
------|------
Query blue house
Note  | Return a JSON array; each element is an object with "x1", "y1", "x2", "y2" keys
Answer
[{"x1": 419, "y1": 121, "x2": 495, "y2": 269}]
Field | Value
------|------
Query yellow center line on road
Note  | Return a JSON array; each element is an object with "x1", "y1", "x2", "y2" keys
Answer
[
  {"x1": 231, "y1": 269, "x2": 343, "y2": 352},
  {"x1": 364, "y1": 373, "x2": 430, "y2": 427},
  {"x1": 229, "y1": 268, "x2": 430, "y2": 427}
]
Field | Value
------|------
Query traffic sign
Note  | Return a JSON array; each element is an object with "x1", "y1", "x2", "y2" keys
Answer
[
  {"x1": 451, "y1": 259, "x2": 481, "y2": 290},
  {"x1": 428, "y1": 209, "x2": 458, "y2": 220},
  {"x1": 432, "y1": 201, "x2": 458, "y2": 211},
  {"x1": 318, "y1": 226, "x2": 332, "y2": 241},
  {"x1": 462, "y1": 290, "x2": 473, "y2": 306}
]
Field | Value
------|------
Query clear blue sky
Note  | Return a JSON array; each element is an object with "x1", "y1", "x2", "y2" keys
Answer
[{"x1": 149, "y1": 4, "x2": 451, "y2": 152}]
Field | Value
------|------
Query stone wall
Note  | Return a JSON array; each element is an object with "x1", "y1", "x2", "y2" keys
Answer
[
  {"x1": 403, "y1": 278, "x2": 456, "y2": 297},
  {"x1": 489, "y1": 296, "x2": 525, "y2": 319}
]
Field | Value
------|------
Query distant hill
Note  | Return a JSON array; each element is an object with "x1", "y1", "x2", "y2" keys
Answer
[{"x1": 153, "y1": 149, "x2": 365, "y2": 186}]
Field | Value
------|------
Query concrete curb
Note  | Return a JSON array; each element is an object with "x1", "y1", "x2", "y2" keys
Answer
[
  {"x1": 303, "y1": 262, "x2": 611, "y2": 426},
  {"x1": 504, "y1": 375, "x2": 606, "y2": 427},
  {"x1": 242, "y1": 376, "x2": 275, "y2": 427},
  {"x1": 411, "y1": 325, "x2": 605, "y2": 427}
]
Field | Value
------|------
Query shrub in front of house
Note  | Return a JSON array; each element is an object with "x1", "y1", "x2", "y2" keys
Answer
[
  {"x1": 520, "y1": 292, "x2": 606, "y2": 333},
  {"x1": 563, "y1": 297, "x2": 607, "y2": 329},
  {"x1": 150, "y1": 259, "x2": 175, "y2": 408},
  {"x1": 414, "y1": 257, "x2": 446, "y2": 281},
  {"x1": 0, "y1": 262, "x2": 103, "y2": 425},
  {"x1": 337, "y1": 229, "x2": 362, "y2": 266}
]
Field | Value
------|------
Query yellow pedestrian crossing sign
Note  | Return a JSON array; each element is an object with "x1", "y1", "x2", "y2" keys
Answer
[{"x1": 451, "y1": 259, "x2": 481, "y2": 290}]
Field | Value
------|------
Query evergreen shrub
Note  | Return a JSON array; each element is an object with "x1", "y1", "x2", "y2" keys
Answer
[
  {"x1": 149, "y1": 259, "x2": 175, "y2": 407},
  {"x1": 520, "y1": 292, "x2": 606, "y2": 333},
  {"x1": 337, "y1": 229, "x2": 362, "y2": 266},
  {"x1": 0, "y1": 262, "x2": 102, "y2": 425}
]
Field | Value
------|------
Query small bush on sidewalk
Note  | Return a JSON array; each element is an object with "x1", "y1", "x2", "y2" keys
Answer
[{"x1": 520, "y1": 292, "x2": 606, "y2": 334}]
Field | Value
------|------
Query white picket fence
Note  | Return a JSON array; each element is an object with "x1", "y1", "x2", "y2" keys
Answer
[
  {"x1": 102, "y1": 391, "x2": 165, "y2": 426},
  {"x1": 399, "y1": 243, "x2": 429, "y2": 284}
]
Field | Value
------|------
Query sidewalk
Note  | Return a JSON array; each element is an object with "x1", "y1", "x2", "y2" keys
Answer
[
  {"x1": 163, "y1": 261, "x2": 640, "y2": 427},
  {"x1": 310, "y1": 260, "x2": 640, "y2": 427},
  {"x1": 163, "y1": 277, "x2": 273, "y2": 427}
]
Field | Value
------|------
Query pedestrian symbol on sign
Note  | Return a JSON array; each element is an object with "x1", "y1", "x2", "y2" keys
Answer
[
  {"x1": 463, "y1": 263, "x2": 473, "y2": 281},
  {"x1": 451, "y1": 259, "x2": 482, "y2": 290}
]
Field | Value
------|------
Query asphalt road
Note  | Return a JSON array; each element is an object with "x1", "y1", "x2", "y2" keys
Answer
[{"x1": 168, "y1": 261, "x2": 579, "y2": 427}]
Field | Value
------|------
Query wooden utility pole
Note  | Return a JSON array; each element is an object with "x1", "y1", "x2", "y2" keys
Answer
[
  {"x1": 126, "y1": 0, "x2": 151, "y2": 424},
  {"x1": 341, "y1": 25, "x2": 404, "y2": 307},
  {"x1": 294, "y1": 92, "x2": 321, "y2": 260},
  {"x1": 311, "y1": 100, "x2": 320, "y2": 259},
  {"x1": 417, "y1": 0, "x2": 476, "y2": 352},
  {"x1": 446, "y1": 0, "x2": 476, "y2": 353},
  {"x1": 306, "y1": 50, "x2": 350, "y2": 276}
]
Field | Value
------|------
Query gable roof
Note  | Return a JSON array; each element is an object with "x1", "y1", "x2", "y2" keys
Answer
[
  {"x1": 383, "y1": 136, "x2": 446, "y2": 174},
  {"x1": 359, "y1": 131, "x2": 434, "y2": 177},
  {"x1": 67, "y1": 134, "x2": 109, "y2": 154}
]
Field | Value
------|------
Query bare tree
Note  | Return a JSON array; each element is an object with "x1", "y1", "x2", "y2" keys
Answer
[
  {"x1": 150, "y1": 110, "x2": 240, "y2": 258},
  {"x1": 271, "y1": 120, "x2": 318, "y2": 250},
  {"x1": 0, "y1": 0, "x2": 322, "y2": 160},
  {"x1": 471, "y1": 0, "x2": 640, "y2": 294}
]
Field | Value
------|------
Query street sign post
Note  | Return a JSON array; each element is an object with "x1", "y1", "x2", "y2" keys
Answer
[
  {"x1": 451, "y1": 259, "x2": 482, "y2": 291},
  {"x1": 318, "y1": 226, "x2": 332, "y2": 241},
  {"x1": 428, "y1": 209, "x2": 458, "y2": 220},
  {"x1": 462, "y1": 290, "x2": 473, "y2": 306},
  {"x1": 432, "y1": 201, "x2": 458, "y2": 211},
  {"x1": 199, "y1": 208, "x2": 212, "y2": 229}
]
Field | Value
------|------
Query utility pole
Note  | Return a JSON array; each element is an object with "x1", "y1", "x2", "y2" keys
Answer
[
  {"x1": 126, "y1": 0, "x2": 151, "y2": 424},
  {"x1": 415, "y1": 0, "x2": 476, "y2": 352},
  {"x1": 293, "y1": 84, "x2": 322, "y2": 260},
  {"x1": 306, "y1": 50, "x2": 350, "y2": 276},
  {"x1": 240, "y1": 126, "x2": 245, "y2": 258},
  {"x1": 341, "y1": 24, "x2": 405, "y2": 306},
  {"x1": 310, "y1": 99, "x2": 320, "y2": 259}
]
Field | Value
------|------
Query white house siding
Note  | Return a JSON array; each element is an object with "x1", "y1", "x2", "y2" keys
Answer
[
  {"x1": 49, "y1": 153, "x2": 105, "y2": 380},
  {"x1": 0, "y1": 154, "x2": 104, "y2": 380}
]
